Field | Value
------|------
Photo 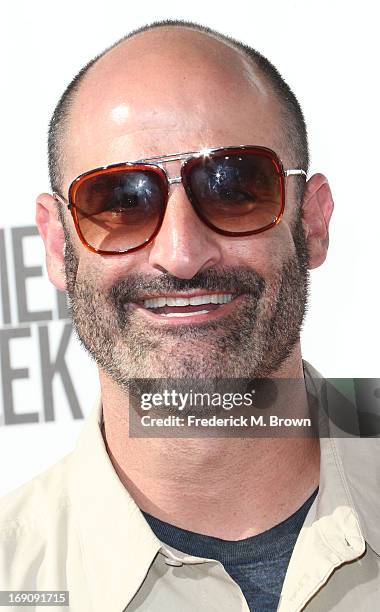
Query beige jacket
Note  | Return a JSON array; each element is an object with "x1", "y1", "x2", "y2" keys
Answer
[{"x1": 0, "y1": 362, "x2": 379, "y2": 611}]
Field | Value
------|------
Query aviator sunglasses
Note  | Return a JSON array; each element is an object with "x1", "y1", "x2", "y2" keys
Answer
[{"x1": 53, "y1": 145, "x2": 307, "y2": 255}]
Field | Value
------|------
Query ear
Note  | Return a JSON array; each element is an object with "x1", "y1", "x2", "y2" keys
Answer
[
  {"x1": 35, "y1": 193, "x2": 67, "y2": 291},
  {"x1": 301, "y1": 173, "x2": 334, "y2": 269}
]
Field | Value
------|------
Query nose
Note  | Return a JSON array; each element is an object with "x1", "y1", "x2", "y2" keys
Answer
[{"x1": 147, "y1": 184, "x2": 222, "y2": 278}]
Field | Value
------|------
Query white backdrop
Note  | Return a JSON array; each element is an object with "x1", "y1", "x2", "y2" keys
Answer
[{"x1": 0, "y1": 0, "x2": 379, "y2": 496}]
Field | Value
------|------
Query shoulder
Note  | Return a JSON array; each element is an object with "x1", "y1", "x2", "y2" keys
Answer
[
  {"x1": 0, "y1": 453, "x2": 73, "y2": 540},
  {"x1": 0, "y1": 453, "x2": 87, "y2": 592}
]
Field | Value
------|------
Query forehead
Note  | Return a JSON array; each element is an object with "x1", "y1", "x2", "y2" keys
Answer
[{"x1": 64, "y1": 28, "x2": 284, "y2": 190}]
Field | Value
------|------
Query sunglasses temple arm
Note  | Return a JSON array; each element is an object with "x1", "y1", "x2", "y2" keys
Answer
[{"x1": 284, "y1": 169, "x2": 307, "y2": 178}]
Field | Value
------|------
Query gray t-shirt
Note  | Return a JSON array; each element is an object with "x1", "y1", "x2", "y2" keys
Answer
[{"x1": 142, "y1": 488, "x2": 318, "y2": 611}]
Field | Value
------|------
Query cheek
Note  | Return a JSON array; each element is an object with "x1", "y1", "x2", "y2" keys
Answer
[
  {"x1": 75, "y1": 249, "x2": 144, "y2": 290},
  {"x1": 219, "y1": 221, "x2": 296, "y2": 276}
]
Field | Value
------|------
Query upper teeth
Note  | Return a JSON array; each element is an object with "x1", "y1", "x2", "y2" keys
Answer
[{"x1": 143, "y1": 293, "x2": 234, "y2": 308}]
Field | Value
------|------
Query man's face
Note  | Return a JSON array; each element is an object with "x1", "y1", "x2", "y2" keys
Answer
[{"x1": 58, "y1": 28, "x2": 309, "y2": 385}]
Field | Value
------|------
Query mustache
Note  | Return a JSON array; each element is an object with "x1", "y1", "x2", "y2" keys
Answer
[{"x1": 109, "y1": 267, "x2": 266, "y2": 306}]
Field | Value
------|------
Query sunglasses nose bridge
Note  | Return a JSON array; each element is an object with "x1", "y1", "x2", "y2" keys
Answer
[
  {"x1": 158, "y1": 157, "x2": 184, "y2": 187},
  {"x1": 168, "y1": 176, "x2": 182, "y2": 185}
]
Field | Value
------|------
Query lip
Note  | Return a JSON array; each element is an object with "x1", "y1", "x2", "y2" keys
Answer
[{"x1": 128, "y1": 294, "x2": 246, "y2": 326}]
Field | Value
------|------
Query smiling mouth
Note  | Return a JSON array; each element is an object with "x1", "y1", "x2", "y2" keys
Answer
[{"x1": 128, "y1": 292, "x2": 237, "y2": 319}]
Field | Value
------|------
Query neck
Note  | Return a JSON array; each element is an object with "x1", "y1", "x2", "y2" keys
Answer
[{"x1": 100, "y1": 346, "x2": 320, "y2": 540}]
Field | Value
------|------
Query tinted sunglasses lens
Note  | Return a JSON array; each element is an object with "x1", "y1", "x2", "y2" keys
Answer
[
  {"x1": 185, "y1": 151, "x2": 283, "y2": 233},
  {"x1": 72, "y1": 168, "x2": 166, "y2": 252}
]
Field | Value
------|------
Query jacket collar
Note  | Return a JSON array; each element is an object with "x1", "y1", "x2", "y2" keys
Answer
[
  {"x1": 279, "y1": 362, "x2": 378, "y2": 611},
  {"x1": 304, "y1": 360, "x2": 380, "y2": 557},
  {"x1": 67, "y1": 401, "x2": 162, "y2": 612}
]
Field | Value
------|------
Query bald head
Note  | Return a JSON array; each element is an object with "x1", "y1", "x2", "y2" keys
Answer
[{"x1": 48, "y1": 21, "x2": 308, "y2": 206}]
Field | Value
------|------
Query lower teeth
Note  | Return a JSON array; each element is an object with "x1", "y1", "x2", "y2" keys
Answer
[{"x1": 160, "y1": 309, "x2": 210, "y2": 318}]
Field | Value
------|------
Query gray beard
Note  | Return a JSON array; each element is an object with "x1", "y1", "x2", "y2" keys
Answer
[{"x1": 64, "y1": 216, "x2": 309, "y2": 389}]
